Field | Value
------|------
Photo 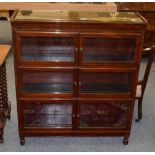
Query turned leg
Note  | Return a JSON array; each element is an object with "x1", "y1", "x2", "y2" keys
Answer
[
  {"x1": 135, "y1": 98, "x2": 142, "y2": 122},
  {"x1": 1, "y1": 63, "x2": 11, "y2": 120},
  {"x1": 123, "y1": 135, "x2": 129, "y2": 145},
  {"x1": 20, "y1": 136, "x2": 25, "y2": 145}
]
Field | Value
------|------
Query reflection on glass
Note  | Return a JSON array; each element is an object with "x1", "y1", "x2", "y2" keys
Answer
[
  {"x1": 81, "y1": 72, "x2": 132, "y2": 93},
  {"x1": 16, "y1": 10, "x2": 143, "y2": 24},
  {"x1": 21, "y1": 36, "x2": 75, "y2": 62},
  {"x1": 83, "y1": 38, "x2": 136, "y2": 62},
  {"x1": 22, "y1": 71, "x2": 73, "y2": 94}
]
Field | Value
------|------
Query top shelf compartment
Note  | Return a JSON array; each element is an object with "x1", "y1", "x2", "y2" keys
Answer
[
  {"x1": 15, "y1": 31, "x2": 143, "y2": 67},
  {"x1": 79, "y1": 33, "x2": 143, "y2": 67}
]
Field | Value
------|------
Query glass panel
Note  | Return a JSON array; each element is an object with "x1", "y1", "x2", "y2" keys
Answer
[
  {"x1": 16, "y1": 11, "x2": 143, "y2": 24},
  {"x1": 79, "y1": 102, "x2": 128, "y2": 128},
  {"x1": 24, "y1": 103, "x2": 72, "y2": 128},
  {"x1": 83, "y1": 38, "x2": 136, "y2": 62},
  {"x1": 22, "y1": 71, "x2": 73, "y2": 94},
  {"x1": 81, "y1": 72, "x2": 132, "y2": 93},
  {"x1": 21, "y1": 36, "x2": 75, "y2": 62}
]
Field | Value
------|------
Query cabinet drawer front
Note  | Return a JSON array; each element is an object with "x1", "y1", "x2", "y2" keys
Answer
[
  {"x1": 78, "y1": 68, "x2": 137, "y2": 97},
  {"x1": 17, "y1": 68, "x2": 77, "y2": 97},
  {"x1": 15, "y1": 31, "x2": 78, "y2": 66},
  {"x1": 77, "y1": 100, "x2": 133, "y2": 129},
  {"x1": 80, "y1": 33, "x2": 143, "y2": 66},
  {"x1": 20, "y1": 100, "x2": 75, "y2": 129}
]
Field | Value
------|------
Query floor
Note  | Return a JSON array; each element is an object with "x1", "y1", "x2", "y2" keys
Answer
[{"x1": 0, "y1": 21, "x2": 155, "y2": 152}]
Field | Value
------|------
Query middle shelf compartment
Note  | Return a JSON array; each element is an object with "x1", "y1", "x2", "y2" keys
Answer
[{"x1": 16, "y1": 67, "x2": 137, "y2": 98}]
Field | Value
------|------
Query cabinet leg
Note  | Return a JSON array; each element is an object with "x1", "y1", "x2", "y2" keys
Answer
[
  {"x1": 20, "y1": 137, "x2": 25, "y2": 145},
  {"x1": 123, "y1": 136, "x2": 129, "y2": 145}
]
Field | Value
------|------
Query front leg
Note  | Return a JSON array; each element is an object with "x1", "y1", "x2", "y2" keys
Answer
[
  {"x1": 20, "y1": 136, "x2": 25, "y2": 145},
  {"x1": 123, "y1": 135, "x2": 129, "y2": 145}
]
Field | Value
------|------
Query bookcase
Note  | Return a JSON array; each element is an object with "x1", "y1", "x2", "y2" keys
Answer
[{"x1": 11, "y1": 10, "x2": 146, "y2": 145}]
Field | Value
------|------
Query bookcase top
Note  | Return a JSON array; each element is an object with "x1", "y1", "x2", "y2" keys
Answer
[{"x1": 13, "y1": 10, "x2": 145, "y2": 24}]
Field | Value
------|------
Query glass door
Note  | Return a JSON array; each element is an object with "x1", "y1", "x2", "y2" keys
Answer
[
  {"x1": 18, "y1": 68, "x2": 77, "y2": 97},
  {"x1": 77, "y1": 100, "x2": 132, "y2": 130},
  {"x1": 80, "y1": 33, "x2": 142, "y2": 66},
  {"x1": 21, "y1": 100, "x2": 76, "y2": 130},
  {"x1": 78, "y1": 68, "x2": 137, "y2": 97},
  {"x1": 16, "y1": 31, "x2": 79, "y2": 66}
]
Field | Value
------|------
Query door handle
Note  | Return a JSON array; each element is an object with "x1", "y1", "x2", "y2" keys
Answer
[{"x1": 79, "y1": 82, "x2": 81, "y2": 86}]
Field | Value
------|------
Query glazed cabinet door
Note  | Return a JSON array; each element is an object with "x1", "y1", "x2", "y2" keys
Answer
[
  {"x1": 17, "y1": 67, "x2": 77, "y2": 98},
  {"x1": 15, "y1": 31, "x2": 79, "y2": 66},
  {"x1": 19, "y1": 99, "x2": 76, "y2": 130},
  {"x1": 79, "y1": 33, "x2": 143, "y2": 66},
  {"x1": 77, "y1": 100, "x2": 133, "y2": 130},
  {"x1": 78, "y1": 68, "x2": 137, "y2": 98}
]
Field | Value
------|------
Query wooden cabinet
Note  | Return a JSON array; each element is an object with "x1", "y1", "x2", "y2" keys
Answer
[
  {"x1": 11, "y1": 10, "x2": 146, "y2": 145},
  {"x1": 116, "y1": 2, "x2": 155, "y2": 47}
]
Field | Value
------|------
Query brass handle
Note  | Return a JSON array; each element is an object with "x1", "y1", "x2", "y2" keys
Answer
[
  {"x1": 74, "y1": 82, "x2": 77, "y2": 86},
  {"x1": 79, "y1": 82, "x2": 81, "y2": 86},
  {"x1": 73, "y1": 114, "x2": 75, "y2": 118},
  {"x1": 24, "y1": 109, "x2": 34, "y2": 114},
  {"x1": 75, "y1": 48, "x2": 78, "y2": 52},
  {"x1": 80, "y1": 48, "x2": 83, "y2": 52},
  {"x1": 77, "y1": 114, "x2": 80, "y2": 118}
]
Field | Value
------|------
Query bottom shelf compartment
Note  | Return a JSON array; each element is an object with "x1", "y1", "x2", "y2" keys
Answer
[
  {"x1": 22, "y1": 100, "x2": 74, "y2": 128},
  {"x1": 19, "y1": 99, "x2": 134, "y2": 131}
]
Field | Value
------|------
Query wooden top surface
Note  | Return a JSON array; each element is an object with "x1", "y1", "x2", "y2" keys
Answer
[
  {"x1": 13, "y1": 10, "x2": 144, "y2": 24},
  {"x1": 0, "y1": 45, "x2": 11, "y2": 65}
]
